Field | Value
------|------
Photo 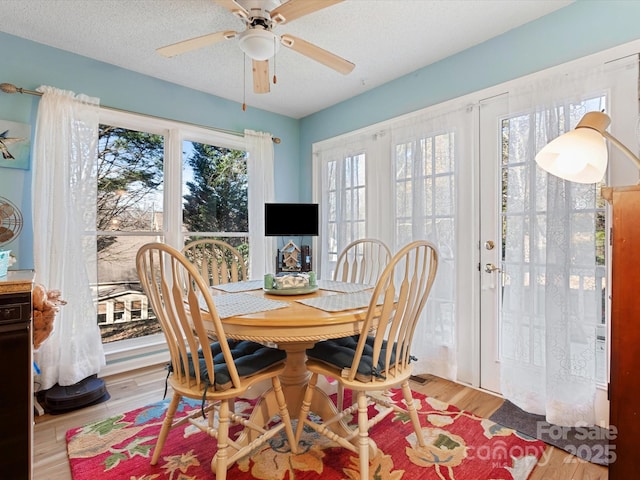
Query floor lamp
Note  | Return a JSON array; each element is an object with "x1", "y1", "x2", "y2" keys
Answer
[
  {"x1": 536, "y1": 111, "x2": 640, "y2": 182},
  {"x1": 536, "y1": 110, "x2": 640, "y2": 478}
]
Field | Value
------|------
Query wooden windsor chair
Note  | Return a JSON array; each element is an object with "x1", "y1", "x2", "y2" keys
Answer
[
  {"x1": 295, "y1": 240, "x2": 439, "y2": 479},
  {"x1": 136, "y1": 242, "x2": 296, "y2": 479}
]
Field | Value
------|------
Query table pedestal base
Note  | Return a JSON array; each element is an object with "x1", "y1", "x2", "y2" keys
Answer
[{"x1": 240, "y1": 342, "x2": 375, "y2": 456}]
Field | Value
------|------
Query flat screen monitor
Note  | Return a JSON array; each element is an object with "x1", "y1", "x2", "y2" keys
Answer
[{"x1": 265, "y1": 203, "x2": 319, "y2": 236}]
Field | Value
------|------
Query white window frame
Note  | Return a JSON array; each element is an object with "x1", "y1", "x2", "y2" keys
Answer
[{"x1": 97, "y1": 109, "x2": 253, "y2": 376}]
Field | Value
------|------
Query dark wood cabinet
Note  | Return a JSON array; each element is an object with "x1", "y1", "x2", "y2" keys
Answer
[
  {"x1": 602, "y1": 185, "x2": 640, "y2": 478},
  {"x1": 0, "y1": 270, "x2": 34, "y2": 480}
]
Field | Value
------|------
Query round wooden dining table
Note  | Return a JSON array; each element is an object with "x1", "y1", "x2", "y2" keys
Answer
[{"x1": 207, "y1": 283, "x2": 376, "y2": 444}]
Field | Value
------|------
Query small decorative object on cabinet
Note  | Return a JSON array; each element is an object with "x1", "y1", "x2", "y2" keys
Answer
[
  {"x1": 32, "y1": 284, "x2": 66, "y2": 350},
  {"x1": 0, "y1": 249, "x2": 10, "y2": 277}
]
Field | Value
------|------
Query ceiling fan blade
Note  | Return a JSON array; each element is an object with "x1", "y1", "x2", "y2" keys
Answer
[
  {"x1": 271, "y1": 0, "x2": 343, "y2": 25},
  {"x1": 213, "y1": 0, "x2": 249, "y2": 17},
  {"x1": 157, "y1": 30, "x2": 236, "y2": 58},
  {"x1": 281, "y1": 34, "x2": 354, "y2": 75},
  {"x1": 253, "y1": 60, "x2": 270, "y2": 94}
]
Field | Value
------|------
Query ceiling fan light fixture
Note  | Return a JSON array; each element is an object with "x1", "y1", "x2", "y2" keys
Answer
[{"x1": 238, "y1": 28, "x2": 280, "y2": 61}]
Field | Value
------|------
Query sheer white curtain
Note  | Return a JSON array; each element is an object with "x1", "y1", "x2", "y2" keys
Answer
[
  {"x1": 245, "y1": 129, "x2": 275, "y2": 278},
  {"x1": 500, "y1": 64, "x2": 626, "y2": 426},
  {"x1": 313, "y1": 104, "x2": 474, "y2": 381},
  {"x1": 32, "y1": 86, "x2": 105, "y2": 390},
  {"x1": 390, "y1": 105, "x2": 474, "y2": 380}
]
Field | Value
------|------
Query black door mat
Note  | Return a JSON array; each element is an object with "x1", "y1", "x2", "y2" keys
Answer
[{"x1": 489, "y1": 399, "x2": 614, "y2": 466}]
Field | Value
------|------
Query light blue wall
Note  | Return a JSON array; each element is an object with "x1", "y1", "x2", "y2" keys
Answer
[
  {"x1": 0, "y1": 31, "x2": 299, "y2": 269},
  {"x1": 298, "y1": 0, "x2": 640, "y2": 199}
]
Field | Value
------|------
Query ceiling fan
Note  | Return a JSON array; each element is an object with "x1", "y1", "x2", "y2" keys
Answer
[{"x1": 157, "y1": 0, "x2": 355, "y2": 95}]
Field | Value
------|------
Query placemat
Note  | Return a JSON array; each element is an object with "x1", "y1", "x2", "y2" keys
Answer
[
  {"x1": 200, "y1": 292, "x2": 288, "y2": 318},
  {"x1": 318, "y1": 279, "x2": 374, "y2": 293},
  {"x1": 211, "y1": 280, "x2": 264, "y2": 293},
  {"x1": 296, "y1": 291, "x2": 373, "y2": 312}
]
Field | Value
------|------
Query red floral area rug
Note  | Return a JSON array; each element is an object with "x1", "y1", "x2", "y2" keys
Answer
[{"x1": 66, "y1": 389, "x2": 547, "y2": 480}]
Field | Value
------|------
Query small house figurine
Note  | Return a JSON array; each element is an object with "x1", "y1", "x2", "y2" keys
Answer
[{"x1": 282, "y1": 240, "x2": 301, "y2": 271}]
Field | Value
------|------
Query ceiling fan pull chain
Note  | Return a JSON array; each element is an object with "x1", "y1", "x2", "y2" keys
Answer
[
  {"x1": 242, "y1": 53, "x2": 247, "y2": 112},
  {"x1": 273, "y1": 36, "x2": 278, "y2": 85}
]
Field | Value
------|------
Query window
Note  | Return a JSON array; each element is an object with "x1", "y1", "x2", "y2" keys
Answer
[
  {"x1": 323, "y1": 152, "x2": 366, "y2": 277},
  {"x1": 95, "y1": 110, "x2": 253, "y2": 345},
  {"x1": 181, "y1": 139, "x2": 249, "y2": 261},
  {"x1": 394, "y1": 131, "x2": 457, "y2": 352},
  {"x1": 95, "y1": 123, "x2": 165, "y2": 343},
  {"x1": 312, "y1": 42, "x2": 637, "y2": 394},
  {"x1": 394, "y1": 133, "x2": 456, "y2": 250}
]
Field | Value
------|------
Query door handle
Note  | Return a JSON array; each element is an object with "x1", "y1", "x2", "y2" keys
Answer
[{"x1": 484, "y1": 263, "x2": 501, "y2": 274}]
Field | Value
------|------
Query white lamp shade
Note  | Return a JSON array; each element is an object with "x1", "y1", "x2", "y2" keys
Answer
[
  {"x1": 535, "y1": 128, "x2": 608, "y2": 183},
  {"x1": 238, "y1": 29, "x2": 280, "y2": 61}
]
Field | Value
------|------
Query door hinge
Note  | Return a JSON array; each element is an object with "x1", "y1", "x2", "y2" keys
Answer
[
  {"x1": 609, "y1": 227, "x2": 613, "y2": 246},
  {"x1": 607, "y1": 382, "x2": 610, "y2": 401}
]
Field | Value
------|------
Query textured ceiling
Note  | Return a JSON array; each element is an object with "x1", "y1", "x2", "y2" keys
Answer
[{"x1": 0, "y1": 0, "x2": 573, "y2": 118}]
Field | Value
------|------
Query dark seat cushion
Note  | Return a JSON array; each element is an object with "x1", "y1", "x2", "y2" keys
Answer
[
  {"x1": 306, "y1": 335, "x2": 396, "y2": 382},
  {"x1": 179, "y1": 339, "x2": 286, "y2": 391}
]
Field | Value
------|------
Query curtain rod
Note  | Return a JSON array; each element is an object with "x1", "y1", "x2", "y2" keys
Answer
[{"x1": 0, "y1": 82, "x2": 281, "y2": 144}]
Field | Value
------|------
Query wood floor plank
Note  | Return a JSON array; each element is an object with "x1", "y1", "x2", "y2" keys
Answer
[
  {"x1": 572, "y1": 461, "x2": 609, "y2": 480},
  {"x1": 447, "y1": 388, "x2": 503, "y2": 418}
]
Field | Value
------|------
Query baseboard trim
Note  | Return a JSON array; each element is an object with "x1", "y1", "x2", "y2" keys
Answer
[{"x1": 100, "y1": 337, "x2": 169, "y2": 378}]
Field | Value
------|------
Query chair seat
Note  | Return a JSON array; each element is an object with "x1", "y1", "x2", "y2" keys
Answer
[
  {"x1": 306, "y1": 335, "x2": 396, "y2": 383},
  {"x1": 178, "y1": 340, "x2": 286, "y2": 391}
]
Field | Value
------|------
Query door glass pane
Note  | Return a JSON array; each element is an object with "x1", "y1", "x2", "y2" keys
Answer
[{"x1": 500, "y1": 97, "x2": 608, "y2": 383}]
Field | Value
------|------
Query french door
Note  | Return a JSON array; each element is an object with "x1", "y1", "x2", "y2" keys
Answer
[{"x1": 478, "y1": 93, "x2": 612, "y2": 408}]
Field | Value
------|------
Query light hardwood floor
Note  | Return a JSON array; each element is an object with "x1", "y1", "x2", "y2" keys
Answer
[{"x1": 33, "y1": 365, "x2": 608, "y2": 479}]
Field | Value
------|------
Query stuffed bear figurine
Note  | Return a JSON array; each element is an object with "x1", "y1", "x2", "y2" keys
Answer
[{"x1": 32, "y1": 283, "x2": 66, "y2": 350}]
